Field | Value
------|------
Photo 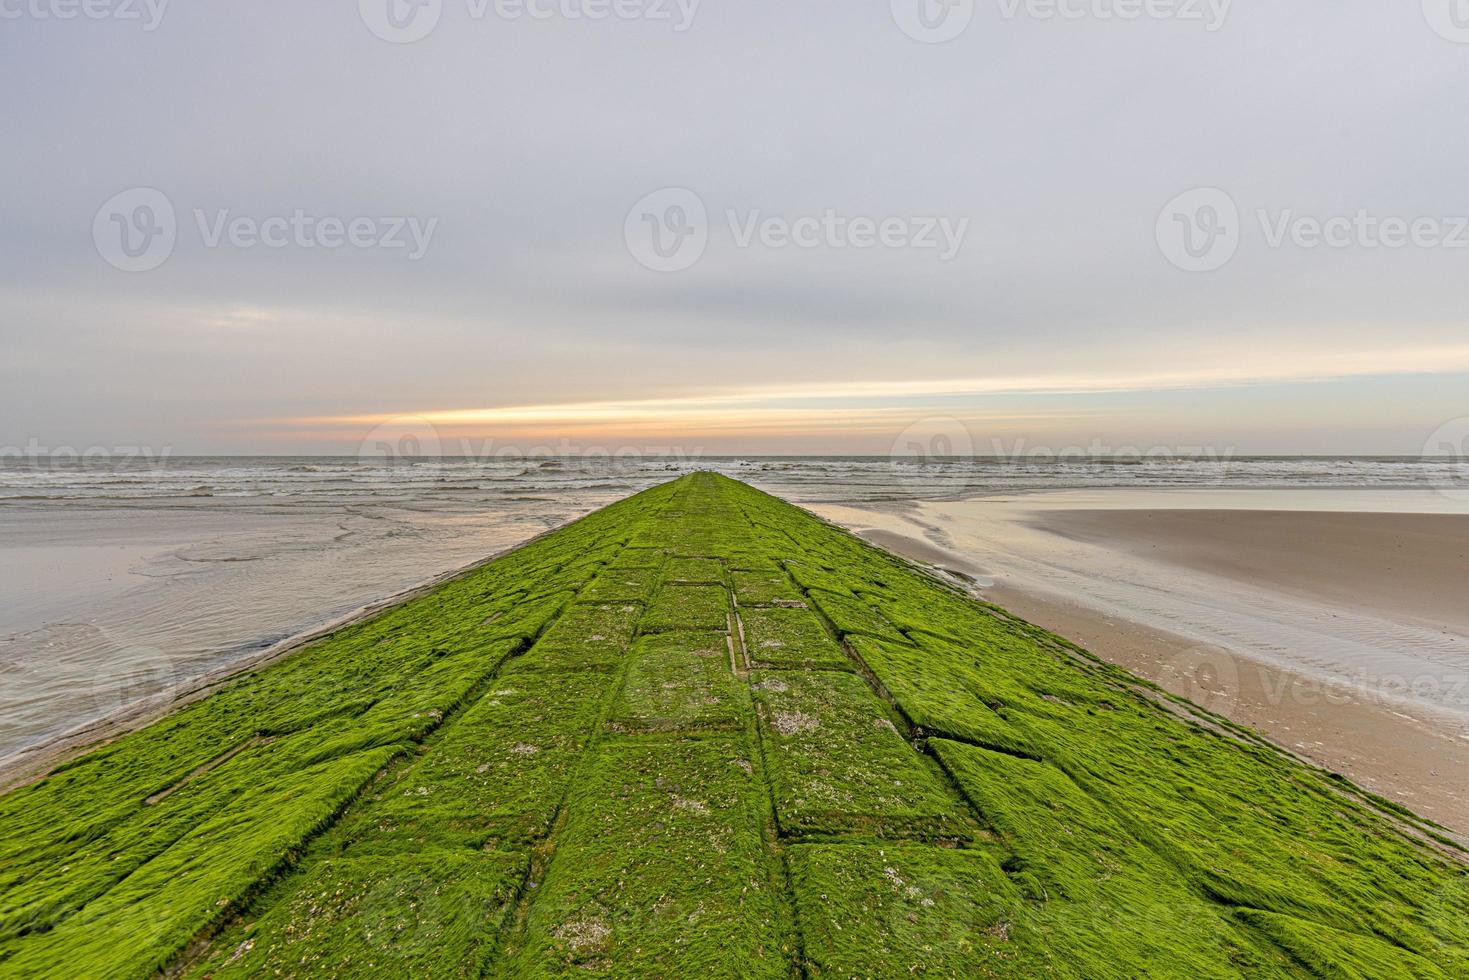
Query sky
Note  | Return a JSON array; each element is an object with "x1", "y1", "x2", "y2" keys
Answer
[{"x1": 2, "y1": 0, "x2": 1468, "y2": 457}]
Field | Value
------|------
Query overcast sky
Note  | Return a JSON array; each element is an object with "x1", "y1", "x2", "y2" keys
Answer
[{"x1": 3, "y1": 0, "x2": 1468, "y2": 455}]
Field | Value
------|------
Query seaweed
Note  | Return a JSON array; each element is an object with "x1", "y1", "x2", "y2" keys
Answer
[{"x1": 0, "y1": 473, "x2": 1464, "y2": 978}]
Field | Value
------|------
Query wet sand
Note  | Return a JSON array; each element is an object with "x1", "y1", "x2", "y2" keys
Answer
[
  {"x1": 1037, "y1": 509, "x2": 1469, "y2": 636},
  {"x1": 0, "y1": 498, "x2": 600, "y2": 764},
  {"x1": 809, "y1": 491, "x2": 1469, "y2": 836}
]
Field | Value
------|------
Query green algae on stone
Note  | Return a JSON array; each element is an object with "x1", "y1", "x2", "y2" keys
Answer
[
  {"x1": 804, "y1": 588, "x2": 909, "y2": 645},
  {"x1": 343, "y1": 672, "x2": 612, "y2": 851},
  {"x1": 577, "y1": 566, "x2": 661, "y2": 603},
  {"x1": 1237, "y1": 909, "x2": 1452, "y2": 980},
  {"x1": 730, "y1": 568, "x2": 804, "y2": 606},
  {"x1": 783, "y1": 560, "x2": 859, "y2": 598},
  {"x1": 790, "y1": 842, "x2": 1043, "y2": 978},
  {"x1": 3, "y1": 747, "x2": 401, "y2": 978},
  {"x1": 2, "y1": 472, "x2": 1467, "y2": 979},
  {"x1": 503, "y1": 601, "x2": 641, "y2": 674},
  {"x1": 606, "y1": 632, "x2": 744, "y2": 734},
  {"x1": 639, "y1": 584, "x2": 730, "y2": 633},
  {"x1": 930, "y1": 739, "x2": 1292, "y2": 977},
  {"x1": 751, "y1": 669, "x2": 971, "y2": 840},
  {"x1": 604, "y1": 546, "x2": 665, "y2": 570},
  {"x1": 496, "y1": 736, "x2": 790, "y2": 978},
  {"x1": 740, "y1": 606, "x2": 851, "y2": 671},
  {"x1": 847, "y1": 635, "x2": 1042, "y2": 759},
  {"x1": 660, "y1": 556, "x2": 726, "y2": 585},
  {"x1": 193, "y1": 850, "x2": 528, "y2": 978}
]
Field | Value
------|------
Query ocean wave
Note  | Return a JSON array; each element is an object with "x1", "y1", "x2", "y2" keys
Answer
[{"x1": 3, "y1": 457, "x2": 1461, "y2": 507}]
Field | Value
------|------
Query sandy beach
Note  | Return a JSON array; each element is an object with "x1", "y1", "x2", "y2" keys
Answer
[
  {"x1": 1036, "y1": 508, "x2": 1469, "y2": 636},
  {"x1": 810, "y1": 490, "x2": 1469, "y2": 836}
]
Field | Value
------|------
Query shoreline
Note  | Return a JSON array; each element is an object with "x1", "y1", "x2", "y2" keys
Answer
[
  {"x1": 0, "y1": 514, "x2": 586, "y2": 794},
  {"x1": 808, "y1": 492, "x2": 1469, "y2": 835}
]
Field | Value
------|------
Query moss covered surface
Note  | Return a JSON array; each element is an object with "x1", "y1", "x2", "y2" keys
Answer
[
  {"x1": 639, "y1": 584, "x2": 729, "y2": 633},
  {"x1": 495, "y1": 736, "x2": 790, "y2": 978},
  {"x1": 607, "y1": 632, "x2": 743, "y2": 734},
  {"x1": 341, "y1": 672, "x2": 611, "y2": 852},
  {"x1": 196, "y1": 850, "x2": 527, "y2": 977},
  {"x1": 731, "y1": 568, "x2": 804, "y2": 606},
  {"x1": 751, "y1": 670, "x2": 971, "y2": 840},
  {"x1": 740, "y1": 606, "x2": 852, "y2": 671},
  {"x1": 789, "y1": 843, "x2": 1042, "y2": 978},
  {"x1": 0, "y1": 473, "x2": 1465, "y2": 977}
]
